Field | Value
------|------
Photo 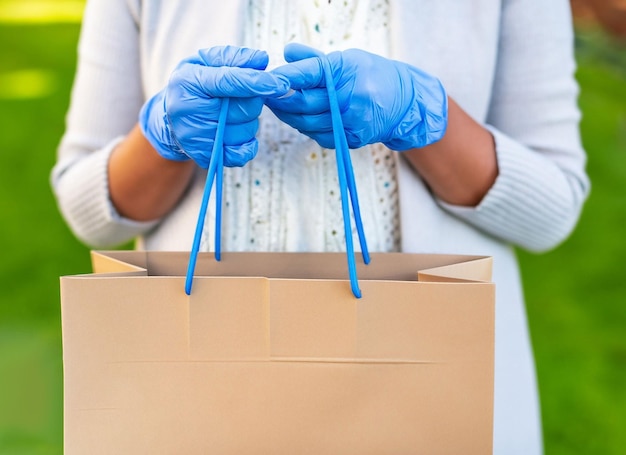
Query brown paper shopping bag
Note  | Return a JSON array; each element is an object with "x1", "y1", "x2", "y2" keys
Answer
[{"x1": 60, "y1": 250, "x2": 495, "y2": 454}]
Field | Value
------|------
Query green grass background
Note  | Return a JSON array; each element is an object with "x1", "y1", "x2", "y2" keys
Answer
[{"x1": 0, "y1": 3, "x2": 624, "y2": 454}]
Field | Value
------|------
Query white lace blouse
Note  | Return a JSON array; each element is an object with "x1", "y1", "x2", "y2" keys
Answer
[{"x1": 202, "y1": 0, "x2": 400, "y2": 253}]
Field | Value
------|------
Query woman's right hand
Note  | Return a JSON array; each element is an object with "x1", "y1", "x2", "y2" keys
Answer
[{"x1": 139, "y1": 45, "x2": 290, "y2": 168}]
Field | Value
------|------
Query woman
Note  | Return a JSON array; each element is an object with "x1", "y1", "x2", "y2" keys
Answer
[{"x1": 52, "y1": 1, "x2": 590, "y2": 452}]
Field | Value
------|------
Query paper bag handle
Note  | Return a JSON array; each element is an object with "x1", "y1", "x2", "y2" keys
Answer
[
  {"x1": 185, "y1": 99, "x2": 228, "y2": 295},
  {"x1": 320, "y1": 54, "x2": 370, "y2": 296},
  {"x1": 185, "y1": 55, "x2": 370, "y2": 297}
]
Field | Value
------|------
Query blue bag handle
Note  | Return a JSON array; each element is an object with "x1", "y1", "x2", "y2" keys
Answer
[
  {"x1": 319, "y1": 55, "x2": 370, "y2": 297},
  {"x1": 185, "y1": 56, "x2": 370, "y2": 297},
  {"x1": 184, "y1": 98, "x2": 228, "y2": 295}
]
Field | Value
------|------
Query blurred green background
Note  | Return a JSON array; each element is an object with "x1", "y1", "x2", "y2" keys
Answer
[{"x1": 0, "y1": 1, "x2": 624, "y2": 454}]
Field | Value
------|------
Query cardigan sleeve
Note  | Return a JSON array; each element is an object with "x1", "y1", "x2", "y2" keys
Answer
[
  {"x1": 439, "y1": 0, "x2": 590, "y2": 253},
  {"x1": 51, "y1": 0, "x2": 158, "y2": 248}
]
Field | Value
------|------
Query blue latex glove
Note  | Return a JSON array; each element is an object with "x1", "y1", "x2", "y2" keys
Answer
[
  {"x1": 139, "y1": 46, "x2": 290, "y2": 168},
  {"x1": 265, "y1": 43, "x2": 447, "y2": 151}
]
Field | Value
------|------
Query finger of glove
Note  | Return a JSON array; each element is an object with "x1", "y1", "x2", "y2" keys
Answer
[
  {"x1": 223, "y1": 119, "x2": 259, "y2": 147},
  {"x1": 172, "y1": 64, "x2": 290, "y2": 99},
  {"x1": 180, "y1": 139, "x2": 258, "y2": 168},
  {"x1": 264, "y1": 87, "x2": 329, "y2": 114},
  {"x1": 270, "y1": 110, "x2": 336, "y2": 149},
  {"x1": 174, "y1": 117, "x2": 258, "y2": 151},
  {"x1": 270, "y1": 57, "x2": 325, "y2": 90},
  {"x1": 343, "y1": 125, "x2": 373, "y2": 149},
  {"x1": 307, "y1": 131, "x2": 336, "y2": 150},
  {"x1": 186, "y1": 97, "x2": 263, "y2": 124},
  {"x1": 341, "y1": 105, "x2": 382, "y2": 148},
  {"x1": 226, "y1": 97, "x2": 267, "y2": 123},
  {"x1": 269, "y1": 109, "x2": 333, "y2": 136},
  {"x1": 224, "y1": 142, "x2": 258, "y2": 167},
  {"x1": 283, "y1": 42, "x2": 325, "y2": 62},
  {"x1": 194, "y1": 45, "x2": 270, "y2": 70},
  {"x1": 167, "y1": 87, "x2": 263, "y2": 126},
  {"x1": 172, "y1": 119, "x2": 217, "y2": 161}
]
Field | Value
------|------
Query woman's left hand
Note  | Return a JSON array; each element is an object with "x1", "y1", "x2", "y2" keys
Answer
[{"x1": 265, "y1": 43, "x2": 448, "y2": 151}]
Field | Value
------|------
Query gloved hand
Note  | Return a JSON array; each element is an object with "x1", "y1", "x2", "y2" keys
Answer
[
  {"x1": 139, "y1": 46, "x2": 290, "y2": 168},
  {"x1": 265, "y1": 43, "x2": 447, "y2": 151}
]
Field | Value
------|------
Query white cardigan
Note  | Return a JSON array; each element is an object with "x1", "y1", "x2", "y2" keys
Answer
[{"x1": 52, "y1": 1, "x2": 589, "y2": 453}]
